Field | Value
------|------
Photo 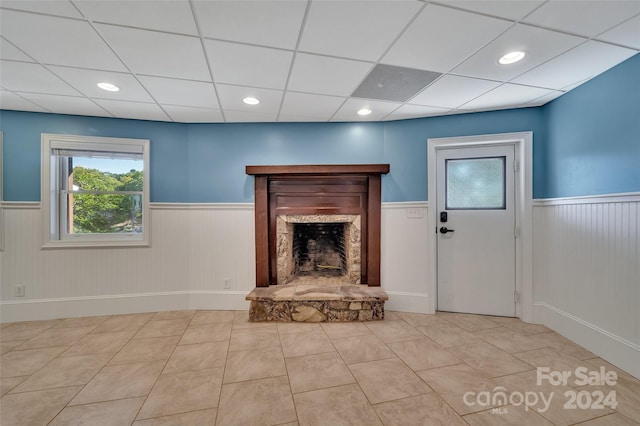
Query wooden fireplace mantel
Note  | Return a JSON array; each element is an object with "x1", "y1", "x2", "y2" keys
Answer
[
  {"x1": 247, "y1": 164, "x2": 390, "y2": 287},
  {"x1": 246, "y1": 164, "x2": 390, "y2": 176}
]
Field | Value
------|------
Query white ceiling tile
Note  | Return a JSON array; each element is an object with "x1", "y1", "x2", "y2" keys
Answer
[
  {"x1": 47, "y1": 66, "x2": 153, "y2": 102},
  {"x1": 453, "y1": 24, "x2": 585, "y2": 81},
  {"x1": 192, "y1": 0, "x2": 307, "y2": 49},
  {"x1": 205, "y1": 40, "x2": 293, "y2": 89},
  {"x1": 598, "y1": 15, "x2": 640, "y2": 49},
  {"x1": 460, "y1": 83, "x2": 553, "y2": 110},
  {"x1": 17, "y1": 92, "x2": 111, "y2": 117},
  {"x1": 382, "y1": 4, "x2": 512, "y2": 72},
  {"x1": 0, "y1": 90, "x2": 50, "y2": 112},
  {"x1": 93, "y1": 99, "x2": 171, "y2": 121},
  {"x1": 524, "y1": 1, "x2": 640, "y2": 37},
  {"x1": 384, "y1": 104, "x2": 450, "y2": 121},
  {"x1": 287, "y1": 53, "x2": 373, "y2": 97},
  {"x1": 561, "y1": 78, "x2": 590, "y2": 92},
  {"x1": 74, "y1": 0, "x2": 198, "y2": 35},
  {"x1": 331, "y1": 99, "x2": 401, "y2": 122},
  {"x1": 223, "y1": 110, "x2": 279, "y2": 123},
  {"x1": 95, "y1": 24, "x2": 210, "y2": 81},
  {"x1": 299, "y1": 0, "x2": 422, "y2": 62},
  {"x1": 215, "y1": 84, "x2": 283, "y2": 115},
  {"x1": 409, "y1": 75, "x2": 500, "y2": 108},
  {"x1": 445, "y1": 1, "x2": 544, "y2": 20},
  {"x1": 526, "y1": 90, "x2": 564, "y2": 107},
  {"x1": 138, "y1": 76, "x2": 219, "y2": 109},
  {"x1": 279, "y1": 92, "x2": 345, "y2": 121},
  {"x1": 0, "y1": 10, "x2": 127, "y2": 71},
  {"x1": 162, "y1": 105, "x2": 224, "y2": 123},
  {"x1": 0, "y1": 38, "x2": 33, "y2": 61},
  {"x1": 0, "y1": 61, "x2": 80, "y2": 95},
  {"x1": 0, "y1": 1, "x2": 635, "y2": 122},
  {"x1": 0, "y1": 0, "x2": 82, "y2": 18},
  {"x1": 277, "y1": 113, "x2": 330, "y2": 122},
  {"x1": 512, "y1": 41, "x2": 637, "y2": 89}
]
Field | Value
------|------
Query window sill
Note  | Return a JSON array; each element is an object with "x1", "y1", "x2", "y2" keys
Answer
[{"x1": 42, "y1": 239, "x2": 149, "y2": 249}]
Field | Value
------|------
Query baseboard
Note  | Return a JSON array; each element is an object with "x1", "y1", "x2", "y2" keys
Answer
[
  {"x1": 0, "y1": 292, "x2": 190, "y2": 322},
  {"x1": 534, "y1": 302, "x2": 640, "y2": 379},
  {"x1": 384, "y1": 291, "x2": 432, "y2": 314},
  {"x1": 1, "y1": 290, "x2": 429, "y2": 321},
  {"x1": 188, "y1": 291, "x2": 251, "y2": 311},
  {"x1": 0, "y1": 290, "x2": 251, "y2": 323}
]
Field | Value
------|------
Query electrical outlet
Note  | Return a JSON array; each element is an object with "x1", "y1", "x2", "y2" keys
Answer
[
  {"x1": 15, "y1": 285, "x2": 25, "y2": 297},
  {"x1": 223, "y1": 278, "x2": 231, "y2": 289},
  {"x1": 407, "y1": 208, "x2": 424, "y2": 218}
]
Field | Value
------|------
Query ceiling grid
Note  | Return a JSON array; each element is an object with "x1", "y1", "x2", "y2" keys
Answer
[{"x1": 0, "y1": 0, "x2": 637, "y2": 123}]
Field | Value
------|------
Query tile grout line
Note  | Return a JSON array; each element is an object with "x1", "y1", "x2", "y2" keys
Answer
[
  {"x1": 355, "y1": 317, "x2": 434, "y2": 416},
  {"x1": 410, "y1": 317, "x2": 518, "y2": 422},
  {"x1": 213, "y1": 318, "x2": 235, "y2": 426},
  {"x1": 3, "y1": 310, "x2": 638, "y2": 425},
  {"x1": 374, "y1": 314, "x2": 509, "y2": 419},
  {"x1": 362, "y1": 316, "x2": 468, "y2": 419},
  {"x1": 129, "y1": 311, "x2": 205, "y2": 424},
  {"x1": 277, "y1": 322, "x2": 302, "y2": 425},
  {"x1": 44, "y1": 316, "x2": 152, "y2": 424},
  {"x1": 5, "y1": 322, "x2": 107, "y2": 396},
  {"x1": 48, "y1": 314, "x2": 156, "y2": 424}
]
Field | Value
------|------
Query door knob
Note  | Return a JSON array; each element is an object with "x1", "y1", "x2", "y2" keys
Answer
[{"x1": 439, "y1": 227, "x2": 455, "y2": 234}]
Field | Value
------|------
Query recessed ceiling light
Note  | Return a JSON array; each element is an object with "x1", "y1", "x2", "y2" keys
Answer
[
  {"x1": 97, "y1": 82, "x2": 120, "y2": 92},
  {"x1": 498, "y1": 51, "x2": 526, "y2": 65},
  {"x1": 243, "y1": 97, "x2": 260, "y2": 105},
  {"x1": 357, "y1": 108, "x2": 372, "y2": 116}
]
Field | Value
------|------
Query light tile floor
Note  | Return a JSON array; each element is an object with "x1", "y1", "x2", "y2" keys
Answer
[{"x1": 1, "y1": 310, "x2": 639, "y2": 425}]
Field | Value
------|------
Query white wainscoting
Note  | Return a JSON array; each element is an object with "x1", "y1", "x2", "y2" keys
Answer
[
  {"x1": 0, "y1": 203, "x2": 256, "y2": 322},
  {"x1": 3, "y1": 195, "x2": 638, "y2": 378},
  {"x1": 0, "y1": 202, "x2": 432, "y2": 322},
  {"x1": 532, "y1": 193, "x2": 640, "y2": 378},
  {"x1": 381, "y1": 202, "x2": 430, "y2": 313}
]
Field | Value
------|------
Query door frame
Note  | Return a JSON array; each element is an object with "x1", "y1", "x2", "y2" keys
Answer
[{"x1": 427, "y1": 132, "x2": 533, "y2": 322}]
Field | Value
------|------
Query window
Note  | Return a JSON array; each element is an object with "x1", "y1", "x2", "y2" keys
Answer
[
  {"x1": 446, "y1": 156, "x2": 506, "y2": 209},
  {"x1": 42, "y1": 134, "x2": 149, "y2": 247}
]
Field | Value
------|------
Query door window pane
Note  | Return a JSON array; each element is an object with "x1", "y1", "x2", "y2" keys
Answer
[{"x1": 446, "y1": 156, "x2": 505, "y2": 209}]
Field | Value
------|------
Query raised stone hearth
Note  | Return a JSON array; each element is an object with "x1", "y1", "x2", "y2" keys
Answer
[{"x1": 246, "y1": 284, "x2": 388, "y2": 322}]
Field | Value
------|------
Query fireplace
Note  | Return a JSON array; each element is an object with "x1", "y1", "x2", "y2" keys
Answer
[
  {"x1": 247, "y1": 164, "x2": 389, "y2": 287},
  {"x1": 277, "y1": 214, "x2": 361, "y2": 285},
  {"x1": 293, "y1": 222, "x2": 345, "y2": 275}
]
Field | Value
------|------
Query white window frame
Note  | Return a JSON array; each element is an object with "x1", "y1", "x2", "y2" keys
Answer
[{"x1": 41, "y1": 133, "x2": 150, "y2": 248}]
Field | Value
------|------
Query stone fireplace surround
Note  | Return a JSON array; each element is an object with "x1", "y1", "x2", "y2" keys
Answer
[
  {"x1": 246, "y1": 164, "x2": 390, "y2": 322},
  {"x1": 277, "y1": 214, "x2": 361, "y2": 285}
]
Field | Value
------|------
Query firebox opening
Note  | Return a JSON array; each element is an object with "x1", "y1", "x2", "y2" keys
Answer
[{"x1": 293, "y1": 222, "x2": 347, "y2": 279}]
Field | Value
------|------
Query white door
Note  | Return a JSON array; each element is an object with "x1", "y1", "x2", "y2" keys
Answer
[{"x1": 436, "y1": 144, "x2": 516, "y2": 317}]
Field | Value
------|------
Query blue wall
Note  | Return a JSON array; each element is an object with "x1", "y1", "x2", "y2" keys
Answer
[
  {"x1": 0, "y1": 111, "x2": 188, "y2": 203},
  {"x1": 541, "y1": 53, "x2": 640, "y2": 198},
  {"x1": 1, "y1": 52, "x2": 638, "y2": 202},
  {"x1": 186, "y1": 122, "x2": 384, "y2": 202},
  {"x1": 0, "y1": 108, "x2": 540, "y2": 203},
  {"x1": 383, "y1": 108, "x2": 545, "y2": 200}
]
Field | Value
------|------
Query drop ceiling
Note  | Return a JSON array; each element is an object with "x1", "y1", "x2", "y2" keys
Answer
[{"x1": 0, "y1": 0, "x2": 638, "y2": 123}]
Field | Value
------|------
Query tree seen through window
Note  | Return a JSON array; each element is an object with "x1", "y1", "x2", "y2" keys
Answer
[{"x1": 67, "y1": 157, "x2": 143, "y2": 234}]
